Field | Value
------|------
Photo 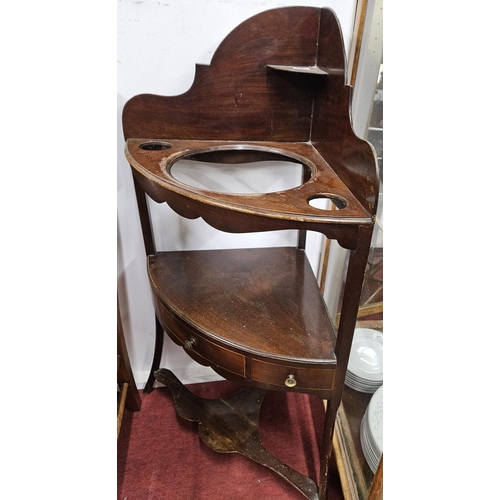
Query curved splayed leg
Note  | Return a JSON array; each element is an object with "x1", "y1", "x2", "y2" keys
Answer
[
  {"x1": 155, "y1": 368, "x2": 320, "y2": 500},
  {"x1": 143, "y1": 316, "x2": 164, "y2": 394}
]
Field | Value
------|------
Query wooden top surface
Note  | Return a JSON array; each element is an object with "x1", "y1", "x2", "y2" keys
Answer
[
  {"x1": 126, "y1": 139, "x2": 373, "y2": 226},
  {"x1": 148, "y1": 247, "x2": 337, "y2": 365}
]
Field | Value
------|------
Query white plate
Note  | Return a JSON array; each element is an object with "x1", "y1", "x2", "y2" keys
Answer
[
  {"x1": 345, "y1": 374, "x2": 382, "y2": 393},
  {"x1": 361, "y1": 413, "x2": 380, "y2": 473},
  {"x1": 347, "y1": 329, "x2": 383, "y2": 382},
  {"x1": 367, "y1": 385, "x2": 383, "y2": 454}
]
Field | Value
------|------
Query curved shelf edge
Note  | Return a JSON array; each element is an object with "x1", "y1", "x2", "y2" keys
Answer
[{"x1": 125, "y1": 139, "x2": 374, "y2": 232}]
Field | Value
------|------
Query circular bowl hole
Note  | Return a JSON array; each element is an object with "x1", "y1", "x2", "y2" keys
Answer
[
  {"x1": 139, "y1": 141, "x2": 172, "y2": 151},
  {"x1": 169, "y1": 148, "x2": 309, "y2": 195},
  {"x1": 308, "y1": 195, "x2": 348, "y2": 210}
]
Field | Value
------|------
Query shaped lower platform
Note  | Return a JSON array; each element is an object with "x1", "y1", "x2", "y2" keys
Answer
[{"x1": 155, "y1": 368, "x2": 320, "y2": 500}]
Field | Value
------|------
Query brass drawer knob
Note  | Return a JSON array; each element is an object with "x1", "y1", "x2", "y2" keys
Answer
[
  {"x1": 285, "y1": 374, "x2": 297, "y2": 388},
  {"x1": 183, "y1": 336, "x2": 198, "y2": 351}
]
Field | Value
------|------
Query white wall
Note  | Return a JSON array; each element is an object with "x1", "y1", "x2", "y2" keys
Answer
[{"x1": 117, "y1": 0, "x2": 358, "y2": 388}]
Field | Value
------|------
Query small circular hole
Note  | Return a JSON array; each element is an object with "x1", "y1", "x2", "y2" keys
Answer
[
  {"x1": 308, "y1": 195, "x2": 347, "y2": 210},
  {"x1": 139, "y1": 141, "x2": 172, "y2": 151}
]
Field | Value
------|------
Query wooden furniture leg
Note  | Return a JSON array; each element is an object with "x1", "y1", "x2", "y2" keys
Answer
[
  {"x1": 367, "y1": 455, "x2": 383, "y2": 500},
  {"x1": 117, "y1": 298, "x2": 141, "y2": 438},
  {"x1": 318, "y1": 398, "x2": 340, "y2": 499},
  {"x1": 143, "y1": 315, "x2": 164, "y2": 394}
]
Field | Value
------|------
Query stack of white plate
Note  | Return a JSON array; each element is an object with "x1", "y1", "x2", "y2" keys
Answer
[
  {"x1": 360, "y1": 385, "x2": 383, "y2": 473},
  {"x1": 345, "y1": 328, "x2": 383, "y2": 393}
]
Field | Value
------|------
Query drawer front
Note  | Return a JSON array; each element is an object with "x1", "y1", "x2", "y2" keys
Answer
[
  {"x1": 250, "y1": 358, "x2": 334, "y2": 391},
  {"x1": 153, "y1": 294, "x2": 334, "y2": 393},
  {"x1": 154, "y1": 295, "x2": 246, "y2": 377}
]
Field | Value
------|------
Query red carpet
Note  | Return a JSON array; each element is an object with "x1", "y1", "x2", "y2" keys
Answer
[{"x1": 118, "y1": 379, "x2": 343, "y2": 499}]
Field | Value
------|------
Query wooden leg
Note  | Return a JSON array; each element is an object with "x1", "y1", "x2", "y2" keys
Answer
[
  {"x1": 143, "y1": 315, "x2": 164, "y2": 394},
  {"x1": 155, "y1": 368, "x2": 320, "y2": 500},
  {"x1": 318, "y1": 398, "x2": 340, "y2": 500},
  {"x1": 117, "y1": 382, "x2": 129, "y2": 439},
  {"x1": 367, "y1": 454, "x2": 383, "y2": 500}
]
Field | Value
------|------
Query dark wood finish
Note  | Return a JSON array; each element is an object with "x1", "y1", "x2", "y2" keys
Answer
[
  {"x1": 298, "y1": 165, "x2": 312, "y2": 250},
  {"x1": 126, "y1": 139, "x2": 372, "y2": 248},
  {"x1": 123, "y1": 7, "x2": 321, "y2": 143},
  {"x1": 143, "y1": 315, "x2": 163, "y2": 394},
  {"x1": 156, "y1": 368, "x2": 320, "y2": 500},
  {"x1": 148, "y1": 248, "x2": 336, "y2": 362},
  {"x1": 122, "y1": 6, "x2": 378, "y2": 500}
]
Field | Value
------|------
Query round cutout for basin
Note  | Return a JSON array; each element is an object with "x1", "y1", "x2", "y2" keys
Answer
[
  {"x1": 308, "y1": 195, "x2": 347, "y2": 210},
  {"x1": 139, "y1": 141, "x2": 172, "y2": 150},
  {"x1": 170, "y1": 149, "x2": 310, "y2": 195}
]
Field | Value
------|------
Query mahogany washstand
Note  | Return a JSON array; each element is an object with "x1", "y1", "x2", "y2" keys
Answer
[{"x1": 122, "y1": 7, "x2": 379, "y2": 499}]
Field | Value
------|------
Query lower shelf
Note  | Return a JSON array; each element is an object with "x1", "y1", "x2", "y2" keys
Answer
[{"x1": 148, "y1": 246, "x2": 338, "y2": 398}]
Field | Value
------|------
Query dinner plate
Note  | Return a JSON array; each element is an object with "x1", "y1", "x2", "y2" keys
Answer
[
  {"x1": 347, "y1": 329, "x2": 383, "y2": 382},
  {"x1": 345, "y1": 373, "x2": 381, "y2": 393},
  {"x1": 361, "y1": 414, "x2": 379, "y2": 473},
  {"x1": 360, "y1": 385, "x2": 383, "y2": 473},
  {"x1": 367, "y1": 385, "x2": 383, "y2": 454}
]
